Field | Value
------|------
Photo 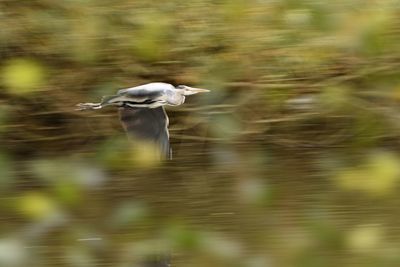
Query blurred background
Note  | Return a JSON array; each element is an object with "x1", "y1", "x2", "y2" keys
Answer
[{"x1": 1, "y1": 0, "x2": 400, "y2": 266}]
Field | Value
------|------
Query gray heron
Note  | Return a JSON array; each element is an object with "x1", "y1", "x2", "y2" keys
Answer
[{"x1": 77, "y1": 82, "x2": 210, "y2": 159}]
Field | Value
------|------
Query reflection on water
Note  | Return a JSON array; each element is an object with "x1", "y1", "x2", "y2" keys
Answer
[
  {"x1": 2, "y1": 0, "x2": 400, "y2": 266},
  {"x1": 2, "y1": 143, "x2": 400, "y2": 266}
]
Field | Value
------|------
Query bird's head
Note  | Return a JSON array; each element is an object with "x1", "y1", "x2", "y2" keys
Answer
[{"x1": 176, "y1": 85, "x2": 210, "y2": 96}]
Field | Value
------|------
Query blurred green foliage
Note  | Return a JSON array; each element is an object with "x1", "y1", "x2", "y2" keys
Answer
[
  {"x1": 1, "y1": 0, "x2": 400, "y2": 266},
  {"x1": 2, "y1": 58, "x2": 46, "y2": 95}
]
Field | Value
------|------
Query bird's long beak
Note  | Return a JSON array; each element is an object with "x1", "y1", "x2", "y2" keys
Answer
[
  {"x1": 185, "y1": 86, "x2": 210, "y2": 95},
  {"x1": 189, "y1": 87, "x2": 210, "y2": 93}
]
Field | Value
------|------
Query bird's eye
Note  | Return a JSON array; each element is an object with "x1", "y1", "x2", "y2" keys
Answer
[{"x1": 177, "y1": 85, "x2": 185, "y2": 89}]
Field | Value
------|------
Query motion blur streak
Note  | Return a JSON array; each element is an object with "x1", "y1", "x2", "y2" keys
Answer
[{"x1": 1, "y1": 0, "x2": 400, "y2": 266}]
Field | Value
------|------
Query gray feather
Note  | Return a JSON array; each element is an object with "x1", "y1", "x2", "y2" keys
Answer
[{"x1": 118, "y1": 106, "x2": 171, "y2": 160}]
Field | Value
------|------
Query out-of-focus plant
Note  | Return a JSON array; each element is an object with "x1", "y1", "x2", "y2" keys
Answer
[
  {"x1": 0, "y1": 152, "x2": 14, "y2": 192},
  {"x1": 2, "y1": 58, "x2": 46, "y2": 95},
  {"x1": 0, "y1": 0, "x2": 400, "y2": 266},
  {"x1": 334, "y1": 151, "x2": 400, "y2": 196}
]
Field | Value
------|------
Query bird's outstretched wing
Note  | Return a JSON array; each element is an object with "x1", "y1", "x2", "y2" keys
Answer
[{"x1": 118, "y1": 106, "x2": 171, "y2": 160}]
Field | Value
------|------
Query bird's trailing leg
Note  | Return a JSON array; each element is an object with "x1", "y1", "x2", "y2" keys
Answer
[{"x1": 76, "y1": 102, "x2": 103, "y2": 110}]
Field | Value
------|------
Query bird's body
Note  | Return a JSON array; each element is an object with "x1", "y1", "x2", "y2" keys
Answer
[
  {"x1": 81, "y1": 83, "x2": 190, "y2": 110},
  {"x1": 77, "y1": 82, "x2": 209, "y2": 159},
  {"x1": 118, "y1": 82, "x2": 185, "y2": 106}
]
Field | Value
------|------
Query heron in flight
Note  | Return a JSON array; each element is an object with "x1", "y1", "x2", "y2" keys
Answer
[{"x1": 77, "y1": 82, "x2": 210, "y2": 159}]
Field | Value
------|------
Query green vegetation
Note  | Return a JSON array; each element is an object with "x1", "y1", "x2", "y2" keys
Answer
[{"x1": 1, "y1": 0, "x2": 400, "y2": 266}]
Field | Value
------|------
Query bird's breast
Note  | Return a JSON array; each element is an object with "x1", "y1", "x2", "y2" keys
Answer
[{"x1": 167, "y1": 95, "x2": 185, "y2": 106}]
